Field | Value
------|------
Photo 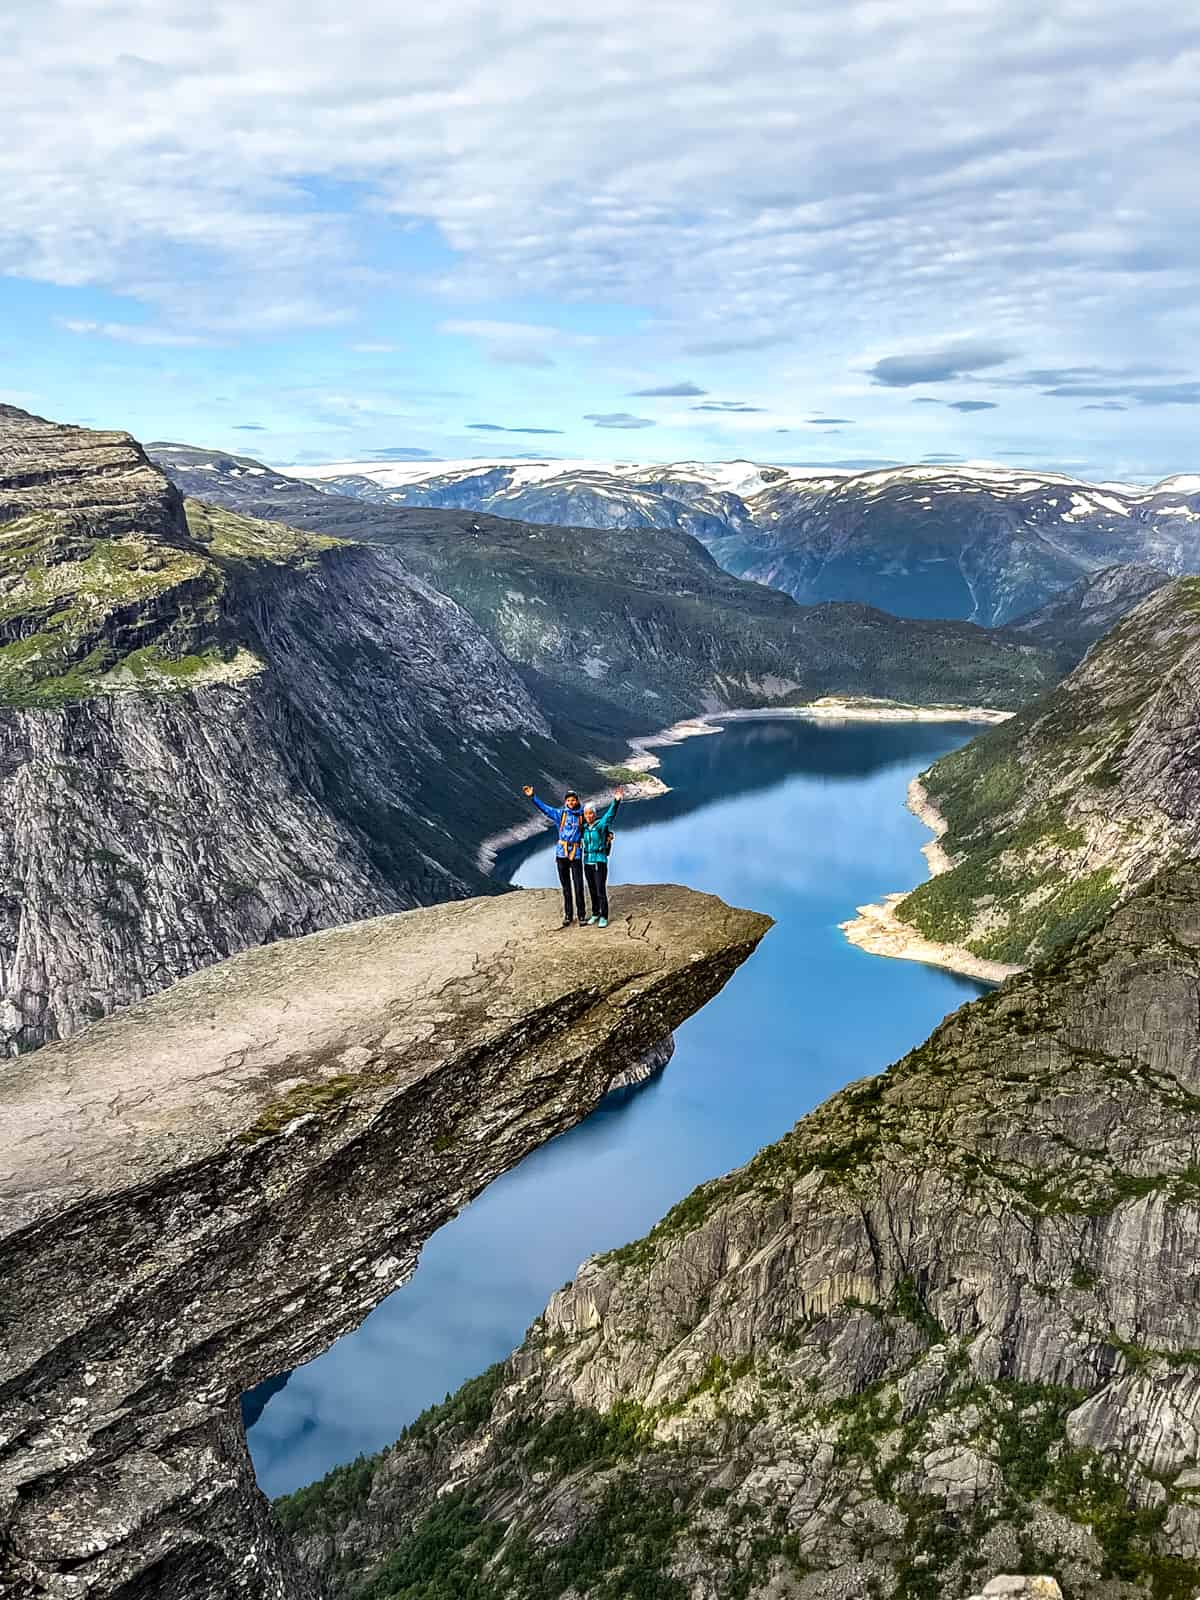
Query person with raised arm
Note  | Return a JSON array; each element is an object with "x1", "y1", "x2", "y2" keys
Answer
[
  {"x1": 580, "y1": 789, "x2": 624, "y2": 926},
  {"x1": 522, "y1": 784, "x2": 587, "y2": 927}
]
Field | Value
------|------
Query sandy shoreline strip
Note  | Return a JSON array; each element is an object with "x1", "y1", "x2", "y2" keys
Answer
[
  {"x1": 839, "y1": 776, "x2": 1021, "y2": 986},
  {"x1": 717, "y1": 699, "x2": 1014, "y2": 726}
]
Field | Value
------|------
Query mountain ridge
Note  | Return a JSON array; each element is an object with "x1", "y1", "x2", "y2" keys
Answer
[
  {"x1": 292, "y1": 454, "x2": 1200, "y2": 627},
  {"x1": 150, "y1": 441, "x2": 1059, "y2": 731}
]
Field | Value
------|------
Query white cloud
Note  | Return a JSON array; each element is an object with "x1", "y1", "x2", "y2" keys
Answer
[
  {"x1": 58, "y1": 318, "x2": 211, "y2": 347},
  {"x1": 584, "y1": 411, "x2": 656, "y2": 429},
  {"x1": 438, "y1": 319, "x2": 592, "y2": 368},
  {"x1": 5, "y1": 0, "x2": 1200, "y2": 474}
]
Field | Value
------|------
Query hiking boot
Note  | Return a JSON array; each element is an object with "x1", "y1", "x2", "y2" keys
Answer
[
  {"x1": 598, "y1": 916, "x2": 609, "y2": 928},
  {"x1": 560, "y1": 917, "x2": 574, "y2": 929},
  {"x1": 586, "y1": 914, "x2": 599, "y2": 925}
]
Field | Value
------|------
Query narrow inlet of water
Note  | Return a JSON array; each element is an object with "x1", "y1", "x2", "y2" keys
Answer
[{"x1": 248, "y1": 717, "x2": 985, "y2": 1497}]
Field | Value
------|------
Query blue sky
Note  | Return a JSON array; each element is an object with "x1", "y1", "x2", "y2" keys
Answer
[{"x1": 4, "y1": 0, "x2": 1200, "y2": 481}]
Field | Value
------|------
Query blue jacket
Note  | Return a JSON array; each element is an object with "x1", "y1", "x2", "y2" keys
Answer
[
  {"x1": 529, "y1": 794, "x2": 586, "y2": 859},
  {"x1": 582, "y1": 799, "x2": 620, "y2": 865}
]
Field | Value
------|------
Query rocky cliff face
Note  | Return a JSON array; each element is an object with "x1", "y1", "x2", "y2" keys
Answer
[
  {"x1": 151, "y1": 444, "x2": 1059, "y2": 733},
  {"x1": 1004, "y1": 564, "x2": 1172, "y2": 671},
  {"x1": 0, "y1": 408, "x2": 597, "y2": 1052},
  {"x1": 0, "y1": 883, "x2": 770, "y2": 1599},
  {"x1": 284, "y1": 868, "x2": 1200, "y2": 1600},
  {"x1": 896, "y1": 577, "x2": 1200, "y2": 967}
]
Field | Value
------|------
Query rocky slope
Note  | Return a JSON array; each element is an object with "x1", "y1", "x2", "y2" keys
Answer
[
  {"x1": 296, "y1": 456, "x2": 1200, "y2": 627},
  {"x1": 150, "y1": 444, "x2": 1058, "y2": 734},
  {"x1": 0, "y1": 408, "x2": 595, "y2": 1052},
  {"x1": 895, "y1": 576, "x2": 1200, "y2": 967},
  {"x1": 0, "y1": 882, "x2": 769, "y2": 1599},
  {"x1": 1003, "y1": 565, "x2": 1172, "y2": 671},
  {"x1": 282, "y1": 866, "x2": 1200, "y2": 1600}
]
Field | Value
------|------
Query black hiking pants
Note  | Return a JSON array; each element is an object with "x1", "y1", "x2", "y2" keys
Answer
[
  {"x1": 557, "y1": 855, "x2": 586, "y2": 921},
  {"x1": 585, "y1": 862, "x2": 609, "y2": 920}
]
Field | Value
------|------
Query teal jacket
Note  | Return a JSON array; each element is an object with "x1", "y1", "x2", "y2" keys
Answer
[{"x1": 581, "y1": 798, "x2": 620, "y2": 865}]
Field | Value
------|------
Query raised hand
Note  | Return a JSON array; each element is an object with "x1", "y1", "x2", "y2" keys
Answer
[
  {"x1": 522, "y1": 785, "x2": 534, "y2": 797},
  {"x1": 615, "y1": 785, "x2": 625, "y2": 799}
]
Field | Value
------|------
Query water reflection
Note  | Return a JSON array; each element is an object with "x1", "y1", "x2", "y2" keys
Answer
[{"x1": 247, "y1": 718, "x2": 985, "y2": 1497}]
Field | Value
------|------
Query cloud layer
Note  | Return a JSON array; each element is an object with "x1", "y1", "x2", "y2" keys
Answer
[{"x1": 5, "y1": 0, "x2": 1200, "y2": 475}]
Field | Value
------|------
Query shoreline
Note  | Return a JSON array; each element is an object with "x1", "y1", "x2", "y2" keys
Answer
[
  {"x1": 839, "y1": 776, "x2": 1022, "y2": 987},
  {"x1": 715, "y1": 699, "x2": 1014, "y2": 726},
  {"x1": 477, "y1": 701, "x2": 1013, "y2": 879},
  {"x1": 476, "y1": 717, "x2": 723, "y2": 873}
]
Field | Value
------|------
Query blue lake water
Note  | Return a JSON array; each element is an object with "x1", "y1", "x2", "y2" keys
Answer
[{"x1": 247, "y1": 716, "x2": 986, "y2": 1498}]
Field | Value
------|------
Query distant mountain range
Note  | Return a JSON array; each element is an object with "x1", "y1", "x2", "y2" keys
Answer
[
  {"x1": 299, "y1": 456, "x2": 1200, "y2": 626},
  {"x1": 150, "y1": 443, "x2": 1057, "y2": 737}
]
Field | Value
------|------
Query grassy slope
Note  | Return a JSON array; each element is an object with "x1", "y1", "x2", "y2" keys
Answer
[
  {"x1": 896, "y1": 577, "x2": 1200, "y2": 964},
  {"x1": 0, "y1": 499, "x2": 337, "y2": 706}
]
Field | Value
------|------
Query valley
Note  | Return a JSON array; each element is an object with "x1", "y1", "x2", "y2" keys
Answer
[
  {"x1": 2, "y1": 402, "x2": 1199, "y2": 1600},
  {"x1": 9, "y1": 8, "x2": 1200, "y2": 1599},
  {"x1": 248, "y1": 717, "x2": 987, "y2": 1499}
]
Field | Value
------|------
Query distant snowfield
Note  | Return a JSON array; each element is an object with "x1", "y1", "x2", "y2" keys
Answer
[
  {"x1": 300, "y1": 458, "x2": 848, "y2": 494},
  {"x1": 298, "y1": 455, "x2": 1165, "y2": 498}
]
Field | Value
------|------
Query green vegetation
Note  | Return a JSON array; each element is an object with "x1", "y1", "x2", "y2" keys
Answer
[
  {"x1": 182, "y1": 498, "x2": 342, "y2": 564},
  {"x1": 597, "y1": 764, "x2": 648, "y2": 786},
  {"x1": 359, "y1": 1476, "x2": 691, "y2": 1600},
  {"x1": 401, "y1": 1364, "x2": 509, "y2": 1445},
  {"x1": 893, "y1": 577, "x2": 1200, "y2": 966},
  {"x1": 238, "y1": 1074, "x2": 361, "y2": 1142},
  {"x1": 275, "y1": 1453, "x2": 378, "y2": 1538},
  {"x1": 0, "y1": 496, "x2": 341, "y2": 707}
]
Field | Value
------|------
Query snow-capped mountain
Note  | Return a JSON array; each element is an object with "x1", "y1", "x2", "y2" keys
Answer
[
  {"x1": 302, "y1": 456, "x2": 1200, "y2": 625},
  {"x1": 301, "y1": 458, "x2": 804, "y2": 550}
]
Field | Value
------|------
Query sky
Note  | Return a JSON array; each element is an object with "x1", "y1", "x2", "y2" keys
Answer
[{"x1": 4, "y1": 0, "x2": 1200, "y2": 482}]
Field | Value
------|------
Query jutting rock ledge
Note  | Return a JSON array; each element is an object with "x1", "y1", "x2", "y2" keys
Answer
[{"x1": 0, "y1": 883, "x2": 771, "y2": 1600}]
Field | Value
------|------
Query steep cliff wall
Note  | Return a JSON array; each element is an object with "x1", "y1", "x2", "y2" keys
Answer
[
  {"x1": 895, "y1": 577, "x2": 1200, "y2": 967},
  {"x1": 285, "y1": 869, "x2": 1200, "y2": 1600},
  {"x1": 1003, "y1": 563, "x2": 1172, "y2": 672},
  {"x1": 0, "y1": 408, "x2": 594, "y2": 1051},
  {"x1": 0, "y1": 883, "x2": 770, "y2": 1599}
]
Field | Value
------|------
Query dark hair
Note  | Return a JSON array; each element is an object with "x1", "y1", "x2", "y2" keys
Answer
[{"x1": 564, "y1": 791, "x2": 580, "y2": 801}]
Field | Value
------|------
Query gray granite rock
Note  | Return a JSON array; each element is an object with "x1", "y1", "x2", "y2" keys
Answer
[
  {"x1": 0, "y1": 882, "x2": 770, "y2": 1597},
  {"x1": 285, "y1": 868, "x2": 1200, "y2": 1599},
  {"x1": 0, "y1": 407, "x2": 596, "y2": 1053}
]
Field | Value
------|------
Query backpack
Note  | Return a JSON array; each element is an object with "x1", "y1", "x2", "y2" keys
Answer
[{"x1": 604, "y1": 827, "x2": 615, "y2": 856}]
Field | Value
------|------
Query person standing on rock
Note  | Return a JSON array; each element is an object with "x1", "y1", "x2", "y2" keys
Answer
[
  {"x1": 581, "y1": 791, "x2": 623, "y2": 926},
  {"x1": 523, "y1": 785, "x2": 588, "y2": 927}
]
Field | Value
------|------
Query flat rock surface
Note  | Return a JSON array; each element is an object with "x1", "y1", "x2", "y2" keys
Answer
[
  {"x1": 0, "y1": 882, "x2": 770, "y2": 1600},
  {"x1": 0, "y1": 884, "x2": 761, "y2": 1233}
]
